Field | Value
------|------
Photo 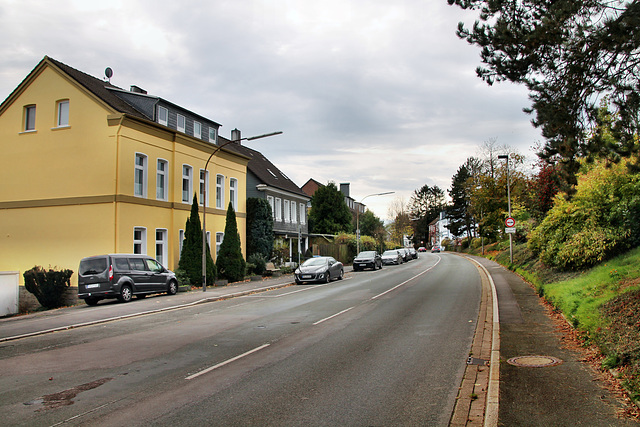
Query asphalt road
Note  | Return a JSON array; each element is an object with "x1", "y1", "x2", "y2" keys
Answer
[{"x1": 0, "y1": 253, "x2": 482, "y2": 426}]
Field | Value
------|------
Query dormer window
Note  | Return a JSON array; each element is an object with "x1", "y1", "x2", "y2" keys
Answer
[
  {"x1": 157, "y1": 106, "x2": 168, "y2": 126},
  {"x1": 177, "y1": 114, "x2": 186, "y2": 132},
  {"x1": 209, "y1": 127, "x2": 217, "y2": 143}
]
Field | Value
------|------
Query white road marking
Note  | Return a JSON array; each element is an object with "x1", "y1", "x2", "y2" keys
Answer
[
  {"x1": 371, "y1": 256, "x2": 441, "y2": 300},
  {"x1": 313, "y1": 306, "x2": 355, "y2": 325},
  {"x1": 185, "y1": 343, "x2": 271, "y2": 380}
]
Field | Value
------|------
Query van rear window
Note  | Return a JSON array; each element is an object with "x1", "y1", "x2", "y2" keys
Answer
[{"x1": 80, "y1": 258, "x2": 108, "y2": 275}]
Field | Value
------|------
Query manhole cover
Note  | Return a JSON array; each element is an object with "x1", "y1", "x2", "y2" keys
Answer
[{"x1": 507, "y1": 355, "x2": 563, "y2": 367}]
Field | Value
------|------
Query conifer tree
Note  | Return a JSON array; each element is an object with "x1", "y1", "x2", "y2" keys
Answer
[
  {"x1": 216, "y1": 202, "x2": 246, "y2": 282},
  {"x1": 178, "y1": 194, "x2": 216, "y2": 286}
]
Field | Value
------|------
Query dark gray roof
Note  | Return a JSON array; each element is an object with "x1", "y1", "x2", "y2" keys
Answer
[
  {"x1": 46, "y1": 56, "x2": 148, "y2": 119},
  {"x1": 223, "y1": 137, "x2": 308, "y2": 199}
]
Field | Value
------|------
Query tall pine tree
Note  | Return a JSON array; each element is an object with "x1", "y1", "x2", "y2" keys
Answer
[
  {"x1": 446, "y1": 163, "x2": 474, "y2": 244},
  {"x1": 216, "y1": 202, "x2": 246, "y2": 283},
  {"x1": 178, "y1": 194, "x2": 216, "y2": 286}
]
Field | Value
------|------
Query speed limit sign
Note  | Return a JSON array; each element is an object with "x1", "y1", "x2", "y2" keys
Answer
[{"x1": 505, "y1": 217, "x2": 516, "y2": 228}]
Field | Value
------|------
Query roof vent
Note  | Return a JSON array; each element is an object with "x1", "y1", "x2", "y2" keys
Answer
[{"x1": 130, "y1": 85, "x2": 147, "y2": 94}]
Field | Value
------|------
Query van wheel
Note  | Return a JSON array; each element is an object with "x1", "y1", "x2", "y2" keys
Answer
[
  {"x1": 85, "y1": 297, "x2": 99, "y2": 306},
  {"x1": 118, "y1": 285, "x2": 133, "y2": 303},
  {"x1": 167, "y1": 280, "x2": 178, "y2": 295}
]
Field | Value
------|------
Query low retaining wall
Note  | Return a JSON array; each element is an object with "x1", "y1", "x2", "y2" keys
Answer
[{"x1": 18, "y1": 286, "x2": 80, "y2": 314}]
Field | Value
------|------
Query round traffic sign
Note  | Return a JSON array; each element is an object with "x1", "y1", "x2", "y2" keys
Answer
[{"x1": 505, "y1": 217, "x2": 516, "y2": 227}]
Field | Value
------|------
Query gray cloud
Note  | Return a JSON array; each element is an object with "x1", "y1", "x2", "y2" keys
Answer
[{"x1": 0, "y1": 0, "x2": 543, "y2": 219}]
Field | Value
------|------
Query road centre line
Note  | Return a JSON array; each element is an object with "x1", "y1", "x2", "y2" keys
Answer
[
  {"x1": 185, "y1": 343, "x2": 271, "y2": 380},
  {"x1": 313, "y1": 306, "x2": 356, "y2": 325},
  {"x1": 371, "y1": 256, "x2": 442, "y2": 300}
]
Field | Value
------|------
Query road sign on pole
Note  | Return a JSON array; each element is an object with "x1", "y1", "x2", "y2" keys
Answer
[
  {"x1": 505, "y1": 227, "x2": 516, "y2": 234},
  {"x1": 505, "y1": 217, "x2": 516, "y2": 228}
]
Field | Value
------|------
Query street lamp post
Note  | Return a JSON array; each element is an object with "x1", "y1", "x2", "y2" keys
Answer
[
  {"x1": 356, "y1": 191, "x2": 394, "y2": 255},
  {"x1": 498, "y1": 154, "x2": 513, "y2": 264},
  {"x1": 201, "y1": 130, "x2": 282, "y2": 291}
]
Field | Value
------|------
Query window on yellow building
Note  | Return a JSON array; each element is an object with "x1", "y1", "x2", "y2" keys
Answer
[
  {"x1": 230, "y1": 178, "x2": 238, "y2": 210},
  {"x1": 134, "y1": 153, "x2": 147, "y2": 197},
  {"x1": 182, "y1": 165, "x2": 193, "y2": 203},
  {"x1": 24, "y1": 105, "x2": 36, "y2": 131},
  {"x1": 56, "y1": 100, "x2": 69, "y2": 127},
  {"x1": 216, "y1": 174, "x2": 225, "y2": 209},
  {"x1": 194, "y1": 121, "x2": 202, "y2": 139},
  {"x1": 156, "y1": 229, "x2": 167, "y2": 267},
  {"x1": 216, "y1": 232, "x2": 224, "y2": 255},
  {"x1": 156, "y1": 159, "x2": 168, "y2": 201},
  {"x1": 134, "y1": 227, "x2": 147, "y2": 254},
  {"x1": 199, "y1": 169, "x2": 209, "y2": 207},
  {"x1": 177, "y1": 114, "x2": 186, "y2": 132}
]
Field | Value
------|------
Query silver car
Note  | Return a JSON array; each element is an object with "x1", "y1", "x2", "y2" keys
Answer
[
  {"x1": 295, "y1": 256, "x2": 344, "y2": 284},
  {"x1": 381, "y1": 250, "x2": 403, "y2": 265}
]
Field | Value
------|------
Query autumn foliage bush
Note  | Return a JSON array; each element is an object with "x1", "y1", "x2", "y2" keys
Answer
[
  {"x1": 529, "y1": 159, "x2": 640, "y2": 270},
  {"x1": 23, "y1": 265, "x2": 73, "y2": 309}
]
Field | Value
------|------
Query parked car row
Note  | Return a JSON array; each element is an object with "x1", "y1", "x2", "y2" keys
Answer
[{"x1": 380, "y1": 247, "x2": 418, "y2": 265}]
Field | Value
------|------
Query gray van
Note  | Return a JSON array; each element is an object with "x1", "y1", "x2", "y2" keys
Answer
[{"x1": 78, "y1": 254, "x2": 178, "y2": 306}]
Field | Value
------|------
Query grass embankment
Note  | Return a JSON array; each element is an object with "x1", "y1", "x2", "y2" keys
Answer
[{"x1": 469, "y1": 242, "x2": 640, "y2": 401}]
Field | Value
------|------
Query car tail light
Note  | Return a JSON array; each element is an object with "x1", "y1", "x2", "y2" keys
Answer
[{"x1": 108, "y1": 265, "x2": 114, "y2": 281}]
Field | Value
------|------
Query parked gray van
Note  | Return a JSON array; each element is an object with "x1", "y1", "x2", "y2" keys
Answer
[{"x1": 78, "y1": 254, "x2": 178, "y2": 306}]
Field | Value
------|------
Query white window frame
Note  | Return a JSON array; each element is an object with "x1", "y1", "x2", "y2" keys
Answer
[
  {"x1": 229, "y1": 178, "x2": 238, "y2": 211},
  {"x1": 300, "y1": 203, "x2": 306, "y2": 224},
  {"x1": 157, "y1": 106, "x2": 168, "y2": 126},
  {"x1": 179, "y1": 229, "x2": 185, "y2": 255},
  {"x1": 155, "y1": 229, "x2": 168, "y2": 267},
  {"x1": 199, "y1": 169, "x2": 209, "y2": 207},
  {"x1": 284, "y1": 200, "x2": 290, "y2": 223},
  {"x1": 291, "y1": 201, "x2": 297, "y2": 224},
  {"x1": 24, "y1": 105, "x2": 36, "y2": 131},
  {"x1": 216, "y1": 232, "x2": 224, "y2": 255},
  {"x1": 134, "y1": 227, "x2": 147, "y2": 254},
  {"x1": 134, "y1": 153, "x2": 148, "y2": 198},
  {"x1": 216, "y1": 174, "x2": 225, "y2": 209},
  {"x1": 209, "y1": 127, "x2": 217, "y2": 143},
  {"x1": 56, "y1": 100, "x2": 69, "y2": 127},
  {"x1": 267, "y1": 196, "x2": 275, "y2": 219},
  {"x1": 156, "y1": 159, "x2": 168, "y2": 201},
  {"x1": 182, "y1": 165, "x2": 193, "y2": 203},
  {"x1": 194, "y1": 121, "x2": 202, "y2": 139},
  {"x1": 177, "y1": 114, "x2": 186, "y2": 132},
  {"x1": 275, "y1": 197, "x2": 282, "y2": 221}
]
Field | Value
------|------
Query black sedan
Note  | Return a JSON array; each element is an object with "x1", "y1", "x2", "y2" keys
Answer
[
  {"x1": 295, "y1": 256, "x2": 344, "y2": 284},
  {"x1": 352, "y1": 251, "x2": 382, "y2": 271}
]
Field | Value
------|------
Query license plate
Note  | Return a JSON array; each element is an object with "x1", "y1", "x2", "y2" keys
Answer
[
  {"x1": 301, "y1": 275, "x2": 312, "y2": 279},
  {"x1": 86, "y1": 284, "x2": 100, "y2": 289},
  {"x1": 359, "y1": 264, "x2": 367, "y2": 266}
]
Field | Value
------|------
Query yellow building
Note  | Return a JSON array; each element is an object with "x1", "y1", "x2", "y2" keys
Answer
[{"x1": 0, "y1": 56, "x2": 249, "y2": 285}]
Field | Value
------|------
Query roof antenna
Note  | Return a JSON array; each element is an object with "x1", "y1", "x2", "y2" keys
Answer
[{"x1": 105, "y1": 67, "x2": 113, "y2": 83}]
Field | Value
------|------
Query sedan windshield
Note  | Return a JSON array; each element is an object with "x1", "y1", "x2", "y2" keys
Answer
[
  {"x1": 302, "y1": 258, "x2": 328, "y2": 267},
  {"x1": 356, "y1": 251, "x2": 375, "y2": 258},
  {"x1": 382, "y1": 251, "x2": 398, "y2": 256}
]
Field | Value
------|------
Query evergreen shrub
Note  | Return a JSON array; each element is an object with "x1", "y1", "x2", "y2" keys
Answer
[{"x1": 23, "y1": 265, "x2": 73, "y2": 309}]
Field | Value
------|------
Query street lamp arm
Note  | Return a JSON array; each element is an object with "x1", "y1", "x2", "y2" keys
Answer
[{"x1": 356, "y1": 191, "x2": 395, "y2": 255}]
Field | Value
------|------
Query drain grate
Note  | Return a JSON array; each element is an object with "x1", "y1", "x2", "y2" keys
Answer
[{"x1": 507, "y1": 355, "x2": 563, "y2": 367}]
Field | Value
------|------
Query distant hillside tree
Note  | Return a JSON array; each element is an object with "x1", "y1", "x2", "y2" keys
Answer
[
  {"x1": 446, "y1": 163, "x2": 475, "y2": 244},
  {"x1": 216, "y1": 202, "x2": 246, "y2": 282},
  {"x1": 309, "y1": 182, "x2": 352, "y2": 234}
]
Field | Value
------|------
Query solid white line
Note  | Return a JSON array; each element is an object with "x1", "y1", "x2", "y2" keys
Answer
[
  {"x1": 371, "y1": 256, "x2": 441, "y2": 300},
  {"x1": 313, "y1": 306, "x2": 355, "y2": 325},
  {"x1": 185, "y1": 343, "x2": 271, "y2": 380}
]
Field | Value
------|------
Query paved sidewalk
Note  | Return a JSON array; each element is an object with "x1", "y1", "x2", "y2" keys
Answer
[
  {"x1": 0, "y1": 274, "x2": 298, "y2": 342},
  {"x1": 469, "y1": 255, "x2": 637, "y2": 426}
]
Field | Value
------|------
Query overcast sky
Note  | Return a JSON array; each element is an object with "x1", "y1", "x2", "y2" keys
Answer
[{"x1": 1, "y1": 0, "x2": 543, "y2": 220}]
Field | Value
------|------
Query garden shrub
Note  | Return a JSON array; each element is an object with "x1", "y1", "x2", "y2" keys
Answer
[
  {"x1": 247, "y1": 253, "x2": 267, "y2": 275},
  {"x1": 529, "y1": 159, "x2": 640, "y2": 270},
  {"x1": 216, "y1": 203, "x2": 246, "y2": 282},
  {"x1": 23, "y1": 265, "x2": 73, "y2": 309}
]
